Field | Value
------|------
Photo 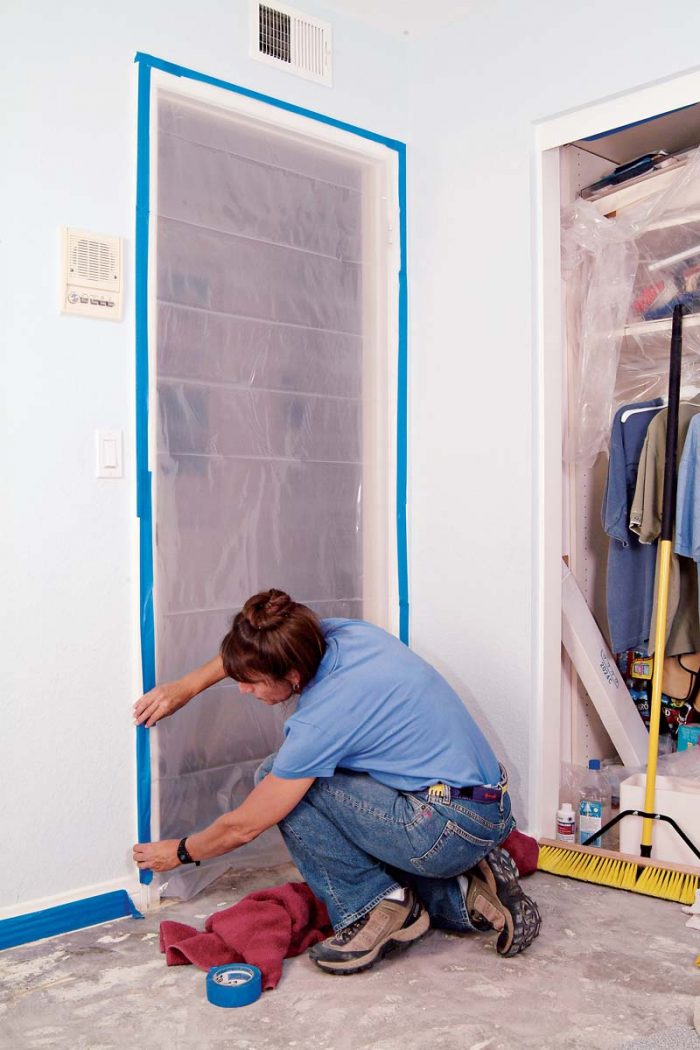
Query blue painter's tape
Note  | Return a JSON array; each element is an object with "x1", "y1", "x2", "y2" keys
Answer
[
  {"x1": 135, "y1": 57, "x2": 154, "y2": 886},
  {"x1": 0, "y1": 891, "x2": 143, "y2": 952},
  {"x1": 134, "y1": 53, "x2": 402, "y2": 150},
  {"x1": 206, "y1": 964, "x2": 262, "y2": 1008},
  {"x1": 396, "y1": 143, "x2": 409, "y2": 645}
]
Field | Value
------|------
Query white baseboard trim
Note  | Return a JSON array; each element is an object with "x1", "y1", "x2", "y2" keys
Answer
[{"x1": 0, "y1": 875, "x2": 160, "y2": 923}]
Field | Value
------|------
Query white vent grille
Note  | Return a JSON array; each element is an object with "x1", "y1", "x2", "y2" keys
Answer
[
  {"x1": 259, "y1": 5, "x2": 291, "y2": 63},
  {"x1": 251, "y1": 2, "x2": 332, "y2": 86}
]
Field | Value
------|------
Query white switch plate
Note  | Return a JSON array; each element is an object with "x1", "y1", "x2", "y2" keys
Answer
[{"x1": 96, "y1": 430, "x2": 123, "y2": 478}]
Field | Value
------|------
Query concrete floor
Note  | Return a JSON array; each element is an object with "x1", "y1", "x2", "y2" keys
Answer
[{"x1": 2, "y1": 864, "x2": 699, "y2": 1050}]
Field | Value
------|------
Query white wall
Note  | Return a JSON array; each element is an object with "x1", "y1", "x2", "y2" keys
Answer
[
  {"x1": 405, "y1": 0, "x2": 700, "y2": 826},
  {"x1": 1, "y1": 0, "x2": 408, "y2": 912}
]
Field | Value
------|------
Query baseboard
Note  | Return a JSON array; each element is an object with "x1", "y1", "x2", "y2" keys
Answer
[{"x1": 0, "y1": 875, "x2": 159, "y2": 927}]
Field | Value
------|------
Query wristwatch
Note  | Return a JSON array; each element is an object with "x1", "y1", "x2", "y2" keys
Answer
[{"x1": 177, "y1": 837, "x2": 200, "y2": 866}]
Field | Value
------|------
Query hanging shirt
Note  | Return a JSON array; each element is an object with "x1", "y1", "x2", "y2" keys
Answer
[
  {"x1": 602, "y1": 399, "x2": 663, "y2": 652},
  {"x1": 630, "y1": 402, "x2": 700, "y2": 656},
  {"x1": 675, "y1": 415, "x2": 700, "y2": 634},
  {"x1": 271, "y1": 619, "x2": 501, "y2": 791},
  {"x1": 676, "y1": 413, "x2": 700, "y2": 560}
]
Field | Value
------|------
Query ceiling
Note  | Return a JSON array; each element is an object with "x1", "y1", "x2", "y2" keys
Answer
[{"x1": 317, "y1": 0, "x2": 475, "y2": 37}]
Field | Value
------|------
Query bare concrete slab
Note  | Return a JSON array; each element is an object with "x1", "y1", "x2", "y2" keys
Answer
[{"x1": 2, "y1": 865, "x2": 698, "y2": 1050}]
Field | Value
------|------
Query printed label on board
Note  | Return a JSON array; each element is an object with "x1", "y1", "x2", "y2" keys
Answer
[{"x1": 599, "y1": 650, "x2": 619, "y2": 688}]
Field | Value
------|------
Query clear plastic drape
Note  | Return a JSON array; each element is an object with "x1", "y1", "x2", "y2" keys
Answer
[
  {"x1": 563, "y1": 147, "x2": 700, "y2": 466},
  {"x1": 154, "y1": 96, "x2": 366, "y2": 898}
]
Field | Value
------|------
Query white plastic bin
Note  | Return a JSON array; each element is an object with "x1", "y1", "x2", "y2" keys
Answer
[{"x1": 619, "y1": 773, "x2": 700, "y2": 867}]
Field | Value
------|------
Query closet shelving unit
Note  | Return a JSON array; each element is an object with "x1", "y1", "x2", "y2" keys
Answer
[{"x1": 560, "y1": 141, "x2": 700, "y2": 771}]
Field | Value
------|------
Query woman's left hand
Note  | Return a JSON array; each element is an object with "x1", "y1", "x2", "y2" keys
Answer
[{"x1": 133, "y1": 839, "x2": 180, "y2": 872}]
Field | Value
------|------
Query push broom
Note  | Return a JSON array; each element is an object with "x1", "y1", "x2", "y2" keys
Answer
[{"x1": 539, "y1": 304, "x2": 700, "y2": 905}]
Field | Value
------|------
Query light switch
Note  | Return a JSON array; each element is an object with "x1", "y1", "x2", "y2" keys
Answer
[{"x1": 96, "y1": 430, "x2": 123, "y2": 478}]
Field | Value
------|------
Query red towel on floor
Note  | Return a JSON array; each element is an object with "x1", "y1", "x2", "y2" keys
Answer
[
  {"x1": 159, "y1": 881, "x2": 331, "y2": 991},
  {"x1": 501, "y1": 828, "x2": 539, "y2": 875}
]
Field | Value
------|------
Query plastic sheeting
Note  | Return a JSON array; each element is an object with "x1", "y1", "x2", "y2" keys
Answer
[
  {"x1": 154, "y1": 96, "x2": 368, "y2": 898},
  {"x1": 563, "y1": 147, "x2": 700, "y2": 466}
]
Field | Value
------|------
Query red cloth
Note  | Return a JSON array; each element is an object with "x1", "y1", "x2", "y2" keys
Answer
[
  {"x1": 159, "y1": 881, "x2": 331, "y2": 991},
  {"x1": 501, "y1": 828, "x2": 539, "y2": 875}
]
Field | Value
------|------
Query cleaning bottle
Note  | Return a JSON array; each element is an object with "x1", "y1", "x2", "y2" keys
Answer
[
  {"x1": 578, "y1": 759, "x2": 606, "y2": 848},
  {"x1": 556, "y1": 803, "x2": 576, "y2": 843}
]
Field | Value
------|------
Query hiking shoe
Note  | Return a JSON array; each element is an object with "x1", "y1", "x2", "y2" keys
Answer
[
  {"x1": 465, "y1": 846, "x2": 541, "y2": 957},
  {"x1": 308, "y1": 890, "x2": 430, "y2": 975}
]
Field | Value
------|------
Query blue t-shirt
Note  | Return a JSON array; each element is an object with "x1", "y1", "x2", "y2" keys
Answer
[
  {"x1": 271, "y1": 619, "x2": 501, "y2": 792},
  {"x1": 602, "y1": 399, "x2": 663, "y2": 652}
]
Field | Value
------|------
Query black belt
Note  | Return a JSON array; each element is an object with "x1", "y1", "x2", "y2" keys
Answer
[{"x1": 417, "y1": 783, "x2": 504, "y2": 804}]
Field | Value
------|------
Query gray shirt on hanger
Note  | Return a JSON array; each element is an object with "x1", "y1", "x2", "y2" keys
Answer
[{"x1": 630, "y1": 402, "x2": 700, "y2": 656}]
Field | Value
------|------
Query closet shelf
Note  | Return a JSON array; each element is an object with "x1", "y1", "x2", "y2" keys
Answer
[
  {"x1": 623, "y1": 313, "x2": 700, "y2": 338},
  {"x1": 594, "y1": 163, "x2": 689, "y2": 217}
]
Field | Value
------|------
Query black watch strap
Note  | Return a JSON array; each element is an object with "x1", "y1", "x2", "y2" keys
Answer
[{"x1": 177, "y1": 837, "x2": 200, "y2": 866}]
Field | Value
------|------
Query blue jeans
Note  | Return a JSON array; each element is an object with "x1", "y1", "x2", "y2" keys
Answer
[{"x1": 255, "y1": 756, "x2": 514, "y2": 932}]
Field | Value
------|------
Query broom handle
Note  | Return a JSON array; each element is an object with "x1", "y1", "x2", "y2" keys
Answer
[{"x1": 642, "y1": 304, "x2": 683, "y2": 857}]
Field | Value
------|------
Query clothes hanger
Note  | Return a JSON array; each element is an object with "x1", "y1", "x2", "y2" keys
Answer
[
  {"x1": 620, "y1": 403, "x2": 665, "y2": 424},
  {"x1": 620, "y1": 390, "x2": 700, "y2": 423}
]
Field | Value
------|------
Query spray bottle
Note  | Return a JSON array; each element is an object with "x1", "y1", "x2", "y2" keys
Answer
[{"x1": 556, "y1": 803, "x2": 576, "y2": 843}]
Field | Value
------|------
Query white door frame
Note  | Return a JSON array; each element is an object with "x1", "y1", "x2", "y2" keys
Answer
[{"x1": 532, "y1": 67, "x2": 700, "y2": 836}]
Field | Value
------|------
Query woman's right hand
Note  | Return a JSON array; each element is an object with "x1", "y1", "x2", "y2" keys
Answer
[{"x1": 133, "y1": 680, "x2": 193, "y2": 728}]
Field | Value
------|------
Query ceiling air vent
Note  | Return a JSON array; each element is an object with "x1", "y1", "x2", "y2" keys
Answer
[{"x1": 251, "y1": 2, "x2": 332, "y2": 86}]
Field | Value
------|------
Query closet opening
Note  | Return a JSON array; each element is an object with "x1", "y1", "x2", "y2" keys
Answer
[{"x1": 535, "y1": 74, "x2": 700, "y2": 847}]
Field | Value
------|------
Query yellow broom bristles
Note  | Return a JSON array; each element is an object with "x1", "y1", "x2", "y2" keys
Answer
[
  {"x1": 633, "y1": 865, "x2": 699, "y2": 905},
  {"x1": 537, "y1": 841, "x2": 700, "y2": 905}
]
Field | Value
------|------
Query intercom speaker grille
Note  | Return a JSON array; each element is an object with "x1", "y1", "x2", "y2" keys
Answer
[
  {"x1": 253, "y1": 2, "x2": 332, "y2": 85},
  {"x1": 69, "y1": 233, "x2": 119, "y2": 285}
]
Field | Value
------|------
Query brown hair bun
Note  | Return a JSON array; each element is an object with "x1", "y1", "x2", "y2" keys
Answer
[
  {"x1": 241, "y1": 589, "x2": 295, "y2": 631},
  {"x1": 221, "y1": 588, "x2": 326, "y2": 688}
]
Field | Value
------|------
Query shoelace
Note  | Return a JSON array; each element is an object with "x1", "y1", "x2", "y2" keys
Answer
[{"x1": 333, "y1": 913, "x2": 370, "y2": 945}]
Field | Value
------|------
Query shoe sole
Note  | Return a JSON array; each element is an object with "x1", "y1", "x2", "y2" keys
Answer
[
  {"x1": 311, "y1": 907, "x2": 431, "y2": 975},
  {"x1": 476, "y1": 847, "x2": 541, "y2": 957}
]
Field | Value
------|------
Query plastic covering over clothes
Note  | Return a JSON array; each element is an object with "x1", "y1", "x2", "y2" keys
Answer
[
  {"x1": 563, "y1": 147, "x2": 700, "y2": 466},
  {"x1": 154, "y1": 96, "x2": 369, "y2": 899}
]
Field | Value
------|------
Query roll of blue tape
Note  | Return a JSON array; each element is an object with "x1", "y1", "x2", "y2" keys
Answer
[{"x1": 206, "y1": 964, "x2": 262, "y2": 1008}]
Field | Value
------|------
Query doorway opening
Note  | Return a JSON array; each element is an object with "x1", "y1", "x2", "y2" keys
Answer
[
  {"x1": 534, "y1": 69, "x2": 700, "y2": 838},
  {"x1": 134, "y1": 54, "x2": 407, "y2": 897}
]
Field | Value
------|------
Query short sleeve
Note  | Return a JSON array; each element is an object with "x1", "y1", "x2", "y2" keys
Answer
[
  {"x1": 271, "y1": 719, "x2": 349, "y2": 779},
  {"x1": 676, "y1": 419, "x2": 700, "y2": 560},
  {"x1": 630, "y1": 415, "x2": 665, "y2": 544},
  {"x1": 629, "y1": 434, "x2": 652, "y2": 537},
  {"x1": 602, "y1": 408, "x2": 630, "y2": 542}
]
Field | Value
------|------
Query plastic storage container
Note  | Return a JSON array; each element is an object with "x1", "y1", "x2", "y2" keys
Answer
[{"x1": 619, "y1": 773, "x2": 700, "y2": 866}]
